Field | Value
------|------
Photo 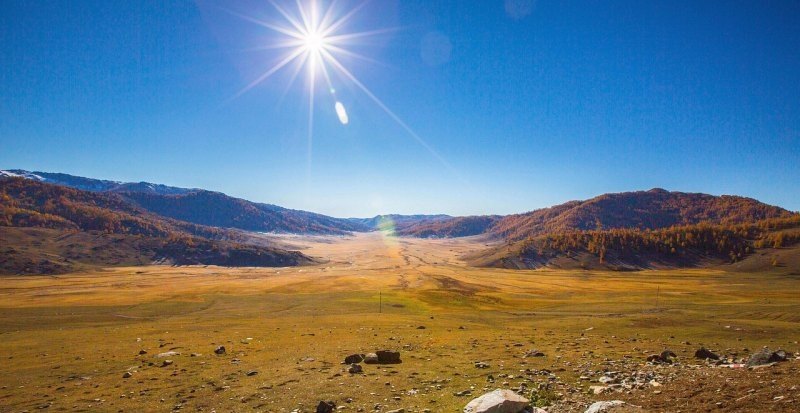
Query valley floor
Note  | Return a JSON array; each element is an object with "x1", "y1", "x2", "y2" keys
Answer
[{"x1": 0, "y1": 232, "x2": 798, "y2": 412}]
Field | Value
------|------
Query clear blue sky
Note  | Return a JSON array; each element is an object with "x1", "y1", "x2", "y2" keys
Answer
[{"x1": 1, "y1": 0, "x2": 798, "y2": 217}]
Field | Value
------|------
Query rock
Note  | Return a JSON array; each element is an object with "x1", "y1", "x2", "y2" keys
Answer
[
  {"x1": 463, "y1": 389, "x2": 530, "y2": 413},
  {"x1": 363, "y1": 353, "x2": 379, "y2": 364},
  {"x1": 747, "y1": 348, "x2": 789, "y2": 367},
  {"x1": 523, "y1": 350, "x2": 545, "y2": 358},
  {"x1": 417, "y1": 326, "x2": 426, "y2": 329},
  {"x1": 475, "y1": 361, "x2": 490, "y2": 369},
  {"x1": 157, "y1": 351, "x2": 180, "y2": 358},
  {"x1": 316, "y1": 401, "x2": 336, "y2": 413},
  {"x1": 138, "y1": 350, "x2": 147, "y2": 355},
  {"x1": 694, "y1": 347, "x2": 720, "y2": 360},
  {"x1": 376, "y1": 350, "x2": 401, "y2": 364},
  {"x1": 386, "y1": 409, "x2": 405, "y2": 413},
  {"x1": 348, "y1": 363, "x2": 363, "y2": 374},
  {"x1": 647, "y1": 350, "x2": 676, "y2": 364},
  {"x1": 589, "y1": 385, "x2": 608, "y2": 395},
  {"x1": 246, "y1": 370, "x2": 258, "y2": 376},
  {"x1": 161, "y1": 360, "x2": 173, "y2": 367},
  {"x1": 214, "y1": 346, "x2": 226, "y2": 355},
  {"x1": 344, "y1": 354, "x2": 363, "y2": 364},
  {"x1": 122, "y1": 372, "x2": 133, "y2": 379},
  {"x1": 584, "y1": 401, "x2": 626, "y2": 413}
]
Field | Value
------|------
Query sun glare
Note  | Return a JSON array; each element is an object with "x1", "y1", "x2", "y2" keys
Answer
[{"x1": 303, "y1": 31, "x2": 326, "y2": 53}]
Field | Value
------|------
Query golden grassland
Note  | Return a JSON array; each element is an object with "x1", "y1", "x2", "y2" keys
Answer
[{"x1": 0, "y1": 232, "x2": 798, "y2": 412}]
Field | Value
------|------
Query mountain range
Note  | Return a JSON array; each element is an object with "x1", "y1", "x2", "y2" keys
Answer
[{"x1": 1, "y1": 169, "x2": 797, "y2": 274}]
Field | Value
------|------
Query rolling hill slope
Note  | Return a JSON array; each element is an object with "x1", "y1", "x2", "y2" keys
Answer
[
  {"x1": 1, "y1": 169, "x2": 368, "y2": 235},
  {"x1": 0, "y1": 177, "x2": 314, "y2": 274}
]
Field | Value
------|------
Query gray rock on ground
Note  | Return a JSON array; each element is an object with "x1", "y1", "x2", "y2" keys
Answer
[
  {"x1": 463, "y1": 389, "x2": 530, "y2": 413},
  {"x1": 584, "y1": 401, "x2": 626, "y2": 413},
  {"x1": 747, "y1": 348, "x2": 789, "y2": 367}
]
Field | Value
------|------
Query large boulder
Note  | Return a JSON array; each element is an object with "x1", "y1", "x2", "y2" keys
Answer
[{"x1": 463, "y1": 389, "x2": 530, "y2": 413}]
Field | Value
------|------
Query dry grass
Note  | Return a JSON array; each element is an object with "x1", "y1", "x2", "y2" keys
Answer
[{"x1": 0, "y1": 232, "x2": 798, "y2": 412}]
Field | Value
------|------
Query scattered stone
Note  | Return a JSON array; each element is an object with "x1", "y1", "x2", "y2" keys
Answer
[
  {"x1": 386, "y1": 409, "x2": 405, "y2": 413},
  {"x1": 584, "y1": 400, "x2": 626, "y2": 413},
  {"x1": 348, "y1": 363, "x2": 363, "y2": 374},
  {"x1": 138, "y1": 350, "x2": 147, "y2": 355},
  {"x1": 694, "y1": 347, "x2": 720, "y2": 360},
  {"x1": 475, "y1": 361, "x2": 490, "y2": 369},
  {"x1": 161, "y1": 360, "x2": 173, "y2": 367},
  {"x1": 122, "y1": 372, "x2": 132, "y2": 379},
  {"x1": 463, "y1": 389, "x2": 530, "y2": 413},
  {"x1": 214, "y1": 346, "x2": 226, "y2": 355},
  {"x1": 363, "y1": 353, "x2": 379, "y2": 364},
  {"x1": 454, "y1": 390, "x2": 472, "y2": 397},
  {"x1": 246, "y1": 370, "x2": 258, "y2": 376},
  {"x1": 417, "y1": 326, "x2": 426, "y2": 329},
  {"x1": 316, "y1": 401, "x2": 336, "y2": 413},
  {"x1": 344, "y1": 354, "x2": 364, "y2": 364}
]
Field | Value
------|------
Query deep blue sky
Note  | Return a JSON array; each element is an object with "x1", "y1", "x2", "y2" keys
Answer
[{"x1": 1, "y1": 0, "x2": 799, "y2": 217}]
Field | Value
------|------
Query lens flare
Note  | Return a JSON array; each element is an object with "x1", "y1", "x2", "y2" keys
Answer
[{"x1": 335, "y1": 101, "x2": 349, "y2": 125}]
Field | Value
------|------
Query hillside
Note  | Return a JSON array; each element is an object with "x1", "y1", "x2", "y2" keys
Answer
[
  {"x1": 121, "y1": 191, "x2": 367, "y2": 235},
  {"x1": 0, "y1": 177, "x2": 314, "y2": 274},
  {"x1": 1, "y1": 169, "x2": 196, "y2": 195},
  {"x1": 490, "y1": 188, "x2": 795, "y2": 241},
  {"x1": 2, "y1": 169, "x2": 367, "y2": 235},
  {"x1": 469, "y1": 215, "x2": 800, "y2": 272}
]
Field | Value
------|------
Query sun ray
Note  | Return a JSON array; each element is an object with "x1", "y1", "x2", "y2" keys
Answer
[
  {"x1": 268, "y1": 0, "x2": 309, "y2": 36},
  {"x1": 325, "y1": 27, "x2": 401, "y2": 44},
  {"x1": 295, "y1": 0, "x2": 314, "y2": 35},
  {"x1": 319, "y1": 0, "x2": 372, "y2": 37},
  {"x1": 228, "y1": 47, "x2": 306, "y2": 102},
  {"x1": 220, "y1": 7, "x2": 303, "y2": 40},
  {"x1": 320, "y1": 49, "x2": 457, "y2": 173},
  {"x1": 325, "y1": 44, "x2": 388, "y2": 67}
]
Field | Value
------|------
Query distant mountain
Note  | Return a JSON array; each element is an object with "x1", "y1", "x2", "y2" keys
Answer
[
  {"x1": 1, "y1": 169, "x2": 195, "y2": 195},
  {"x1": 0, "y1": 177, "x2": 314, "y2": 274},
  {"x1": 395, "y1": 215, "x2": 502, "y2": 238},
  {"x1": 121, "y1": 190, "x2": 368, "y2": 235},
  {"x1": 489, "y1": 188, "x2": 795, "y2": 241},
  {"x1": 1, "y1": 169, "x2": 367, "y2": 235},
  {"x1": 347, "y1": 214, "x2": 452, "y2": 230}
]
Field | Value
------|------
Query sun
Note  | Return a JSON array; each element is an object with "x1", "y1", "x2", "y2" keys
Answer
[{"x1": 302, "y1": 31, "x2": 326, "y2": 53}]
